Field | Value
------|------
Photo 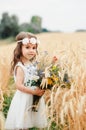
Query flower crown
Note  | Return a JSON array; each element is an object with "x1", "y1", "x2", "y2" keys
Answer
[{"x1": 17, "y1": 37, "x2": 40, "y2": 45}]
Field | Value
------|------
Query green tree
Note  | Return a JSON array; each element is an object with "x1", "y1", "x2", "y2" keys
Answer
[
  {"x1": 0, "y1": 13, "x2": 12, "y2": 38},
  {"x1": 29, "y1": 16, "x2": 42, "y2": 33},
  {"x1": 0, "y1": 12, "x2": 19, "y2": 38},
  {"x1": 10, "y1": 15, "x2": 19, "y2": 36}
]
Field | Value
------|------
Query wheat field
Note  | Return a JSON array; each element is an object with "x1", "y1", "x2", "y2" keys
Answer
[{"x1": 0, "y1": 32, "x2": 86, "y2": 130}]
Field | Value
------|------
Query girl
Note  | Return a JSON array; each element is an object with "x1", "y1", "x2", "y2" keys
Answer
[{"x1": 5, "y1": 32, "x2": 47, "y2": 130}]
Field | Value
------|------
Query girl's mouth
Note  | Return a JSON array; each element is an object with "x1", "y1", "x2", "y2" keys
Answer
[{"x1": 29, "y1": 54, "x2": 34, "y2": 55}]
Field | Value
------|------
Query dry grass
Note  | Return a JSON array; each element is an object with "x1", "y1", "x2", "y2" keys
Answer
[{"x1": 0, "y1": 32, "x2": 86, "y2": 130}]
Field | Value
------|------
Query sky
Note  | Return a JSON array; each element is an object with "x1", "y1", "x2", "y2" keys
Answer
[{"x1": 0, "y1": 0, "x2": 86, "y2": 32}]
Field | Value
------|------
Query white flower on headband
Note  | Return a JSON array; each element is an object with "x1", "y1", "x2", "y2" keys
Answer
[
  {"x1": 30, "y1": 38, "x2": 37, "y2": 44},
  {"x1": 17, "y1": 37, "x2": 40, "y2": 45},
  {"x1": 22, "y1": 38, "x2": 29, "y2": 45}
]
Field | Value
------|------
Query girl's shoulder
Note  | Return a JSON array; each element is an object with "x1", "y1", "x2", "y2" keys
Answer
[
  {"x1": 16, "y1": 61, "x2": 24, "y2": 68},
  {"x1": 14, "y1": 62, "x2": 25, "y2": 81},
  {"x1": 14, "y1": 62, "x2": 26, "y2": 73}
]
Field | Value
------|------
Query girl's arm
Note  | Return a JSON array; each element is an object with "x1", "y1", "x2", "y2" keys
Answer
[{"x1": 15, "y1": 66, "x2": 44, "y2": 96}]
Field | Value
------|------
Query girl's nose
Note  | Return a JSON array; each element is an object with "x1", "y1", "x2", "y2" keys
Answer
[
  {"x1": 30, "y1": 48, "x2": 33, "y2": 51},
  {"x1": 29, "y1": 48, "x2": 34, "y2": 53}
]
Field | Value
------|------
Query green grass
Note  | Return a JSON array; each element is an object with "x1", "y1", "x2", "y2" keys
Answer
[{"x1": 3, "y1": 94, "x2": 14, "y2": 118}]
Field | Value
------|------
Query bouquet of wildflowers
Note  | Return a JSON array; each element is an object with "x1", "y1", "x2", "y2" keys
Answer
[{"x1": 31, "y1": 56, "x2": 60, "y2": 112}]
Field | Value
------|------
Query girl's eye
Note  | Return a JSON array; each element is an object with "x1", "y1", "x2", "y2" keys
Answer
[
  {"x1": 33, "y1": 47, "x2": 36, "y2": 49},
  {"x1": 26, "y1": 46, "x2": 29, "y2": 49}
]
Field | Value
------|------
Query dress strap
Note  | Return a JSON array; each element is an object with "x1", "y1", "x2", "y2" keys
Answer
[{"x1": 14, "y1": 62, "x2": 25, "y2": 81}]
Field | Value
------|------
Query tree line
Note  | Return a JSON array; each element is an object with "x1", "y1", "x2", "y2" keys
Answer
[{"x1": 0, "y1": 12, "x2": 49, "y2": 39}]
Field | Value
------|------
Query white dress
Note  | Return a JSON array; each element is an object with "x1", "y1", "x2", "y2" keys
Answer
[{"x1": 5, "y1": 62, "x2": 47, "y2": 130}]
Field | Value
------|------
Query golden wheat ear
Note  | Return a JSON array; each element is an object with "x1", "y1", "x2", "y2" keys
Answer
[{"x1": 0, "y1": 111, "x2": 5, "y2": 130}]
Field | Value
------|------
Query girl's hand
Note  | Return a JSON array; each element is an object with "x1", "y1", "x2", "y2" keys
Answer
[{"x1": 33, "y1": 88, "x2": 45, "y2": 96}]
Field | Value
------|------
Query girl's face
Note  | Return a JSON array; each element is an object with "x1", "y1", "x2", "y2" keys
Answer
[{"x1": 21, "y1": 43, "x2": 37, "y2": 62}]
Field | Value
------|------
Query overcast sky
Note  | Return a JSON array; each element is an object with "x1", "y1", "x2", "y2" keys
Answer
[{"x1": 0, "y1": 0, "x2": 86, "y2": 32}]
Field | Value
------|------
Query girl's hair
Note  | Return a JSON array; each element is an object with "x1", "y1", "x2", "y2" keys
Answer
[{"x1": 11, "y1": 32, "x2": 38, "y2": 73}]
